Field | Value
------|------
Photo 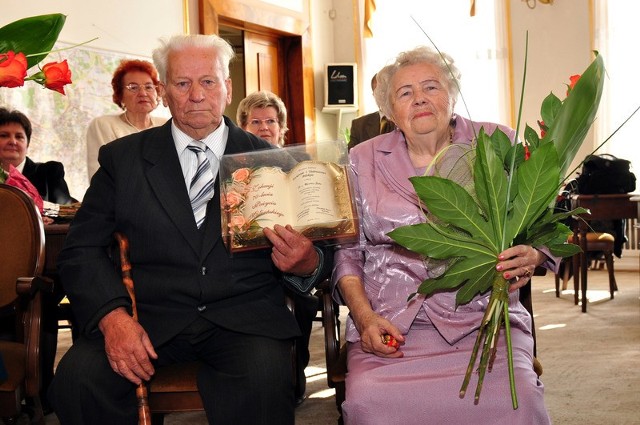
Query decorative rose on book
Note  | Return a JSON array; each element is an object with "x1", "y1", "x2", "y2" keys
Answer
[
  {"x1": 232, "y1": 168, "x2": 252, "y2": 183},
  {"x1": 224, "y1": 191, "x2": 244, "y2": 211},
  {"x1": 228, "y1": 214, "x2": 249, "y2": 234}
]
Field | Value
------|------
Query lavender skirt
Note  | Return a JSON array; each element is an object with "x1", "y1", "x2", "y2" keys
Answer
[{"x1": 342, "y1": 325, "x2": 551, "y2": 425}]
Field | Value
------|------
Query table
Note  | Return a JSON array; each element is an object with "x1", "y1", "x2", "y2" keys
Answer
[
  {"x1": 44, "y1": 222, "x2": 70, "y2": 277},
  {"x1": 43, "y1": 223, "x2": 75, "y2": 336},
  {"x1": 570, "y1": 194, "x2": 639, "y2": 312}
]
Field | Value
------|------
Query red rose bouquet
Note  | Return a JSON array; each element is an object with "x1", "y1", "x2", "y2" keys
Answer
[{"x1": 0, "y1": 14, "x2": 75, "y2": 94}]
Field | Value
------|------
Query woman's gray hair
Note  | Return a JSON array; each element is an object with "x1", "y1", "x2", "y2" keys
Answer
[
  {"x1": 152, "y1": 34, "x2": 235, "y2": 83},
  {"x1": 236, "y1": 90, "x2": 289, "y2": 146},
  {"x1": 374, "y1": 46, "x2": 461, "y2": 119}
]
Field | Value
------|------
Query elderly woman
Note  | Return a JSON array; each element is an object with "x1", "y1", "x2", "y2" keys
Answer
[
  {"x1": 236, "y1": 90, "x2": 289, "y2": 147},
  {"x1": 332, "y1": 46, "x2": 556, "y2": 424},
  {"x1": 86, "y1": 59, "x2": 167, "y2": 180},
  {"x1": 0, "y1": 107, "x2": 73, "y2": 205}
]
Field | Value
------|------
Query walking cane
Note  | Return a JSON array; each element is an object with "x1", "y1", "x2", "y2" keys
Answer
[{"x1": 114, "y1": 232, "x2": 152, "y2": 425}]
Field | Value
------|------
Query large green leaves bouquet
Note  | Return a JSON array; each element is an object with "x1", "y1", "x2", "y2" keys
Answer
[{"x1": 388, "y1": 54, "x2": 605, "y2": 409}]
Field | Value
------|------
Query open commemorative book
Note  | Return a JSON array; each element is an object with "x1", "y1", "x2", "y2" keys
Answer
[{"x1": 219, "y1": 141, "x2": 358, "y2": 252}]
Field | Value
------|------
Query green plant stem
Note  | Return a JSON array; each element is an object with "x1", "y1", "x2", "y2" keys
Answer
[
  {"x1": 459, "y1": 273, "x2": 517, "y2": 408},
  {"x1": 24, "y1": 37, "x2": 99, "y2": 58}
]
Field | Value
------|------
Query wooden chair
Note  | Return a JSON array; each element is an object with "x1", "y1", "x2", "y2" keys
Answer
[
  {"x1": 317, "y1": 275, "x2": 542, "y2": 425},
  {"x1": 112, "y1": 232, "x2": 297, "y2": 425},
  {"x1": 0, "y1": 184, "x2": 53, "y2": 425},
  {"x1": 555, "y1": 232, "x2": 617, "y2": 303}
]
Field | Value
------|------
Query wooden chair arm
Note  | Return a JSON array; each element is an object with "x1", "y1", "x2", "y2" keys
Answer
[
  {"x1": 317, "y1": 279, "x2": 342, "y2": 385},
  {"x1": 16, "y1": 275, "x2": 54, "y2": 297}
]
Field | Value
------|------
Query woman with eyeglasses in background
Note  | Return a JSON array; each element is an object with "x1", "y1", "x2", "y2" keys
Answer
[
  {"x1": 85, "y1": 59, "x2": 167, "y2": 180},
  {"x1": 236, "y1": 90, "x2": 289, "y2": 147}
]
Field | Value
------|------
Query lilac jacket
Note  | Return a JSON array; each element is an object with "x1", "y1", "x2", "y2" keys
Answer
[{"x1": 332, "y1": 115, "x2": 557, "y2": 345}]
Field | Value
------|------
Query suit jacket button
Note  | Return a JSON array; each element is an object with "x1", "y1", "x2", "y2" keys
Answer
[{"x1": 197, "y1": 305, "x2": 206, "y2": 312}]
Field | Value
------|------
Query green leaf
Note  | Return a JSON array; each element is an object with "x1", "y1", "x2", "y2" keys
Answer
[
  {"x1": 473, "y1": 130, "x2": 508, "y2": 247},
  {"x1": 408, "y1": 176, "x2": 498, "y2": 251},
  {"x1": 548, "y1": 242, "x2": 581, "y2": 258},
  {"x1": 523, "y1": 124, "x2": 541, "y2": 150},
  {"x1": 487, "y1": 127, "x2": 512, "y2": 163},
  {"x1": 542, "y1": 54, "x2": 605, "y2": 178},
  {"x1": 388, "y1": 222, "x2": 495, "y2": 260},
  {"x1": 416, "y1": 254, "x2": 496, "y2": 303},
  {"x1": 454, "y1": 261, "x2": 497, "y2": 305},
  {"x1": 540, "y1": 92, "x2": 562, "y2": 126},
  {"x1": 506, "y1": 143, "x2": 560, "y2": 244},
  {"x1": 504, "y1": 144, "x2": 526, "y2": 180},
  {"x1": 0, "y1": 14, "x2": 66, "y2": 69}
]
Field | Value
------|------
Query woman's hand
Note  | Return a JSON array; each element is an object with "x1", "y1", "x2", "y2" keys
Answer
[
  {"x1": 496, "y1": 245, "x2": 546, "y2": 292},
  {"x1": 354, "y1": 310, "x2": 405, "y2": 358},
  {"x1": 337, "y1": 275, "x2": 405, "y2": 358}
]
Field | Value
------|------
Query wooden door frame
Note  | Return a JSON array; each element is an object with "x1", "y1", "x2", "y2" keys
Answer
[{"x1": 199, "y1": 0, "x2": 315, "y2": 144}]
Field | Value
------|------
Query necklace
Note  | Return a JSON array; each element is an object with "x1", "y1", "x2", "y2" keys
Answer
[{"x1": 123, "y1": 112, "x2": 149, "y2": 132}]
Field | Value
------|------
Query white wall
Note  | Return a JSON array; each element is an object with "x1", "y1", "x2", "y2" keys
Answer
[
  {"x1": 1, "y1": 0, "x2": 184, "y2": 56},
  {"x1": 509, "y1": 0, "x2": 594, "y2": 177},
  {"x1": 310, "y1": 0, "x2": 358, "y2": 142}
]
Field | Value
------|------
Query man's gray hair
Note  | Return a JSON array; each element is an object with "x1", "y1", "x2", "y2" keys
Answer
[{"x1": 152, "y1": 34, "x2": 235, "y2": 83}]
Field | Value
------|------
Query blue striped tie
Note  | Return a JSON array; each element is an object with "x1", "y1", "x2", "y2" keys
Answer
[{"x1": 187, "y1": 141, "x2": 214, "y2": 228}]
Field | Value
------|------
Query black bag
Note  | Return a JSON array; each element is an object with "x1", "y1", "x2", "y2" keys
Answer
[{"x1": 576, "y1": 154, "x2": 636, "y2": 194}]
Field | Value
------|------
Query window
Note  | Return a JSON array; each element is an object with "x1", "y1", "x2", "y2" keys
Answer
[
  {"x1": 363, "y1": 1, "x2": 510, "y2": 124},
  {"x1": 594, "y1": 1, "x2": 640, "y2": 177}
]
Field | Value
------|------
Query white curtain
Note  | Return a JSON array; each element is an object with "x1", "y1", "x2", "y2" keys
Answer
[
  {"x1": 362, "y1": 0, "x2": 510, "y2": 125},
  {"x1": 593, "y1": 1, "x2": 640, "y2": 176}
]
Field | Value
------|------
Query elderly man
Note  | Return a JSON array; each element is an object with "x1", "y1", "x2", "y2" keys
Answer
[{"x1": 49, "y1": 34, "x2": 331, "y2": 425}]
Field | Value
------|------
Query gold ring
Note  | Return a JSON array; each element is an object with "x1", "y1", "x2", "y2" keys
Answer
[{"x1": 523, "y1": 269, "x2": 532, "y2": 278}]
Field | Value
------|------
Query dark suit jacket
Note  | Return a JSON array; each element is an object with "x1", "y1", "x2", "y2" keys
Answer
[
  {"x1": 22, "y1": 157, "x2": 73, "y2": 204},
  {"x1": 57, "y1": 117, "x2": 307, "y2": 347},
  {"x1": 348, "y1": 111, "x2": 394, "y2": 150}
]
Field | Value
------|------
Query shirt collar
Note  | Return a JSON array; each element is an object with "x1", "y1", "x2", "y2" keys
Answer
[
  {"x1": 16, "y1": 158, "x2": 26, "y2": 173},
  {"x1": 172, "y1": 119, "x2": 228, "y2": 159}
]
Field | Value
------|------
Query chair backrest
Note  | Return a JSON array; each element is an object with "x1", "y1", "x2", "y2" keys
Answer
[{"x1": 0, "y1": 184, "x2": 45, "y2": 312}]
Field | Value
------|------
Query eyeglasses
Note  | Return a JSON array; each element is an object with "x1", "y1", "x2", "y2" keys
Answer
[
  {"x1": 247, "y1": 118, "x2": 279, "y2": 128},
  {"x1": 124, "y1": 83, "x2": 157, "y2": 93}
]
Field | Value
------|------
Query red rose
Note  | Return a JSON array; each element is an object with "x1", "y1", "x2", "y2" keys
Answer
[
  {"x1": 42, "y1": 60, "x2": 72, "y2": 94},
  {"x1": 567, "y1": 74, "x2": 581, "y2": 96},
  {"x1": 0, "y1": 51, "x2": 28, "y2": 88},
  {"x1": 537, "y1": 119, "x2": 547, "y2": 138}
]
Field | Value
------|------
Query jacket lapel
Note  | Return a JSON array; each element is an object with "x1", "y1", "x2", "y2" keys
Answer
[
  {"x1": 375, "y1": 131, "x2": 423, "y2": 208},
  {"x1": 143, "y1": 121, "x2": 203, "y2": 256}
]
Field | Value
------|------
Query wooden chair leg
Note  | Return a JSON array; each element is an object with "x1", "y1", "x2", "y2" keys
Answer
[
  {"x1": 604, "y1": 251, "x2": 617, "y2": 299},
  {"x1": 572, "y1": 253, "x2": 580, "y2": 305}
]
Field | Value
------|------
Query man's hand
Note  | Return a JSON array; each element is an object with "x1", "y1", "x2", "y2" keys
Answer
[
  {"x1": 263, "y1": 224, "x2": 319, "y2": 276},
  {"x1": 98, "y1": 307, "x2": 158, "y2": 385}
]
